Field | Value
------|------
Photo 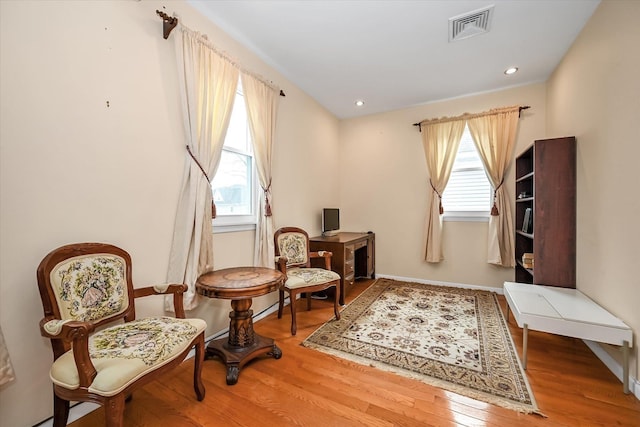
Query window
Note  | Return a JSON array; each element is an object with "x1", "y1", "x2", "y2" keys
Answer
[
  {"x1": 211, "y1": 83, "x2": 257, "y2": 232},
  {"x1": 441, "y1": 125, "x2": 492, "y2": 221}
]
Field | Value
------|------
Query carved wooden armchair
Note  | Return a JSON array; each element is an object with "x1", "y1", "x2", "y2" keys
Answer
[
  {"x1": 274, "y1": 227, "x2": 341, "y2": 335},
  {"x1": 36, "y1": 243, "x2": 206, "y2": 427}
]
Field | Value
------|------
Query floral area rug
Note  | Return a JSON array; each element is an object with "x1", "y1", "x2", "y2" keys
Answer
[{"x1": 302, "y1": 278, "x2": 541, "y2": 414}]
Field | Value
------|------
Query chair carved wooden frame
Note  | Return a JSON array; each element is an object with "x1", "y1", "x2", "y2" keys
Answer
[
  {"x1": 274, "y1": 227, "x2": 341, "y2": 335},
  {"x1": 36, "y1": 243, "x2": 206, "y2": 427}
]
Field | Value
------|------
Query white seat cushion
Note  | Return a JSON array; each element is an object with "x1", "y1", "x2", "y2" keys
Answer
[
  {"x1": 284, "y1": 268, "x2": 340, "y2": 290},
  {"x1": 50, "y1": 316, "x2": 206, "y2": 397}
]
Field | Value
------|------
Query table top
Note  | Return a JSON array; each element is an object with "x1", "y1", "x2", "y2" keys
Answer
[
  {"x1": 504, "y1": 281, "x2": 632, "y2": 347},
  {"x1": 310, "y1": 231, "x2": 373, "y2": 243},
  {"x1": 196, "y1": 266, "x2": 284, "y2": 300},
  {"x1": 504, "y1": 281, "x2": 630, "y2": 329}
]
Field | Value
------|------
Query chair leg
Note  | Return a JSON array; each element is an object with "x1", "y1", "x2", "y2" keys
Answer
[
  {"x1": 278, "y1": 289, "x2": 285, "y2": 319},
  {"x1": 333, "y1": 285, "x2": 341, "y2": 320},
  {"x1": 306, "y1": 292, "x2": 312, "y2": 311},
  {"x1": 52, "y1": 392, "x2": 70, "y2": 427},
  {"x1": 104, "y1": 395, "x2": 126, "y2": 427},
  {"x1": 193, "y1": 334, "x2": 206, "y2": 401},
  {"x1": 290, "y1": 290, "x2": 298, "y2": 335}
]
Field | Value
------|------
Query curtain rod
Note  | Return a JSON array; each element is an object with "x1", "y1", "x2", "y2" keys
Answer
[
  {"x1": 413, "y1": 105, "x2": 530, "y2": 131},
  {"x1": 155, "y1": 10, "x2": 286, "y2": 97}
]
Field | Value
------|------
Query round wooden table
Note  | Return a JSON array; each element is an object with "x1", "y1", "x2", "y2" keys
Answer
[{"x1": 196, "y1": 266, "x2": 285, "y2": 385}]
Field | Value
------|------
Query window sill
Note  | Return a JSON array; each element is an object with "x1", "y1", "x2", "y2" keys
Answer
[
  {"x1": 212, "y1": 223, "x2": 256, "y2": 234},
  {"x1": 443, "y1": 214, "x2": 489, "y2": 222}
]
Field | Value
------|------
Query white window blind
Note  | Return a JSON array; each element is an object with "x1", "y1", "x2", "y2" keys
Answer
[{"x1": 441, "y1": 126, "x2": 492, "y2": 221}]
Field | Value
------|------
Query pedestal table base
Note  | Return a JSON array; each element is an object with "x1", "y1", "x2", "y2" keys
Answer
[{"x1": 205, "y1": 297, "x2": 282, "y2": 385}]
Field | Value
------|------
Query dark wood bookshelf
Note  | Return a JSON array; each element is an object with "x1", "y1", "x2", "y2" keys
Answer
[{"x1": 514, "y1": 137, "x2": 576, "y2": 288}]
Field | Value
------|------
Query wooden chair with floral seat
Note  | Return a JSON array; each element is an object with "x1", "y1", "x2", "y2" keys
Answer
[
  {"x1": 36, "y1": 242, "x2": 207, "y2": 427},
  {"x1": 274, "y1": 227, "x2": 341, "y2": 335}
]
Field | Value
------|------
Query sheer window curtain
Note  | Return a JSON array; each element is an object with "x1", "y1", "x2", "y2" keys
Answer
[
  {"x1": 421, "y1": 120, "x2": 466, "y2": 262},
  {"x1": 0, "y1": 324, "x2": 15, "y2": 386},
  {"x1": 241, "y1": 73, "x2": 280, "y2": 268},
  {"x1": 166, "y1": 27, "x2": 239, "y2": 310},
  {"x1": 467, "y1": 106, "x2": 520, "y2": 267}
]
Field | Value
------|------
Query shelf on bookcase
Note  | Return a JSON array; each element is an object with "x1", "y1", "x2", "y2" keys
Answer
[
  {"x1": 516, "y1": 260, "x2": 534, "y2": 276},
  {"x1": 515, "y1": 171, "x2": 534, "y2": 182},
  {"x1": 516, "y1": 230, "x2": 533, "y2": 239}
]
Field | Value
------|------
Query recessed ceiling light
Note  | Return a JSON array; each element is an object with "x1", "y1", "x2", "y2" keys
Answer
[
  {"x1": 355, "y1": 100, "x2": 365, "y2": 107},
  {"x1": 504, "y1": 67, "x2": 519, "y2": 75}
]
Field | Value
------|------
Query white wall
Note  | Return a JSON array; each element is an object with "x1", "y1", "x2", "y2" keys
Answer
[
  {"x1": 0, "y1": 1, "x2": 340, "y2": 426},
  {"x1": 339, "y1": 83, "x2": 546, "y2": 288},
  {"x1": 546, "y1": 0, "x2": 639, "y2": 385}
]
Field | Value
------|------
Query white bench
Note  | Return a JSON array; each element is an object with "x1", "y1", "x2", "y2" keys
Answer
[{"x1": 503, "y1": 281, "x2": 633, "y2": 394}]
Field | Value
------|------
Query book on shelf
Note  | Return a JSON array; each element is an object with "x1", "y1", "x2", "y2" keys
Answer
[
  {"x1": 522, "y1": 252, "x2": 534, "y2": 269},
  {"x1": 522, "y1": 208, "x2": 533, "y2": 233}
]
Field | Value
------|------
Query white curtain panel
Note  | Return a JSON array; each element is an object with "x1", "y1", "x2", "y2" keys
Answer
[
  {"x1": 467, "y1": 106, "x2": 519, "y2": 267},
  {"x1": 420, "y1": 120, "x2": 466, "y2": 262},
  {"x1": 241, "y1": 73, "x2": 280, "y2": 268},
  {"x1": 0, "y1": 324, "x2": 15, "y2": 387},
  {"x1": 166, "y1": 27, "x2": 239, "y2": 310}
]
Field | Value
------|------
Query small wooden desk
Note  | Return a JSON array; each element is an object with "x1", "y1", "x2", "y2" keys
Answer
[
  {"x1": 310, "y1": 232, "x2": 375, "y2": 305},
  {"x1": 196, "y1": 267, "x2": 284, "y2": 385},
  {"x1": 504, "y1": 281, "x2": 633, "y2": 394}
]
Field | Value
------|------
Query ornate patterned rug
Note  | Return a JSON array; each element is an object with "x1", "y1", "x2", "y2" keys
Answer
[{"x1": 302, "y1": 278, "x2": 541, "y2": 414}]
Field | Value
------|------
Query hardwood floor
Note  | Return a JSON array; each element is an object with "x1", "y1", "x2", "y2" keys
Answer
[{"x1": 69, "y1": 279, "x2": 640, "y2": 427}]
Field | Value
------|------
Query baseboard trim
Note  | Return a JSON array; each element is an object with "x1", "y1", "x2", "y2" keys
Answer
[
  {"x1": 375, "y1": 274, "x2": 505, "y2": 294},
  {"x1": 584, "y1": 339, "x2": 639, "y2": 399},
  {"x1": 35, "y1": 402, "x2": 100, "y2": 427}
]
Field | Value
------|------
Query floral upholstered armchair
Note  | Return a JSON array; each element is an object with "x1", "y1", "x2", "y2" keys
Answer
[
  {"x1": 274, "y1": 227, "x2": 341, "y2": 335},
  {"x1": 36, "y1": 243, "x2": 206, "y2": 427}
]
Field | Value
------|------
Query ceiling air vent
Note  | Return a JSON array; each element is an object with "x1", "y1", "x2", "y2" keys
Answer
[{"x1": 449, "y1": 5, "x2": 494, "y2": 42}]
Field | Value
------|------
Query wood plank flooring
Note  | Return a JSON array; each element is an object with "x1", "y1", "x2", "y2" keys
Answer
[{"x1": 69, "y1": 279, "x2": 640, "y2": 427}]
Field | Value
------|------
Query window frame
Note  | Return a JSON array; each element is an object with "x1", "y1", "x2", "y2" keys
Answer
[{"x1": 211, "y1": 84, "x2": 259, "y2": 234}]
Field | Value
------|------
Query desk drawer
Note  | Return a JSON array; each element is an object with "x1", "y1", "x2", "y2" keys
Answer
[
  {"x1": 344, "y1": 258, "x2": 354, "y2": 276},
  {"x1": 345, "y1": 245, "x2": 355, "y2": 262},
  {"x1": 354, "y1": 240, "x2": 367, "y2": 250}
]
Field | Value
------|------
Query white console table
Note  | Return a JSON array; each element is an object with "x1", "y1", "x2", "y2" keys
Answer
[{"x1": 503, "y1": 281, "x2": 633, "y2": 394}]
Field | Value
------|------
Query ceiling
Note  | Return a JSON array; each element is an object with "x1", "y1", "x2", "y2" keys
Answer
[{"x1": 189, "y1": 0, "x2": 600, "y2": 119}]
